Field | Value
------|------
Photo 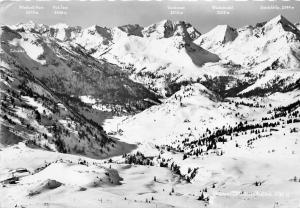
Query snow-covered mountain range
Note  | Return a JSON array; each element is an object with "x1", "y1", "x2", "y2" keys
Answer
[
  {"x1": 4, "y1": 15, "x2": 300, "y2": 98},
  {"x1": 1, "y1": 14, "x2": 300, "y2": 208}
]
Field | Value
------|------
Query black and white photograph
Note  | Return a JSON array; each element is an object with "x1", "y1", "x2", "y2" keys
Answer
[{"x1": 0, "y1": 0, "x2": 300, "y2": 207}]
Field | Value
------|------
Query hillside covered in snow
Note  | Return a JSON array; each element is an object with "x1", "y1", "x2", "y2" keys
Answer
[{"x1": 1, "y1": 14, "x2": 300, "y2": 208}]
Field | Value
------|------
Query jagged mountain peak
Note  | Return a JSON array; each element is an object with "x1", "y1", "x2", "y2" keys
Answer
[
  {"x1": 209, "y1": 24, "x2": 238, "y2": 43},
  {"x1": 90, "y1": 25, "x2": 112, "y2": 36},
  {"x1": 142, "y1": 19, "x2": 177, "y2": 39},
  {"x1": 154, "y1": 19, "x2": 174, "y2": 28},
  {"x1": 142, "y1": 19, "x2": 201, "y2": 40},
  {"x1": 255, "y1": 21, "x2": 267, "y2": 28},
  {"x1": 13, "y1": 20, "x2": 36, "y2": 29},
  {"x1": 82, "y1": 25, "x2": 112, "y2": 37},
  {"x1": 11, "y1": 21, "x2": 49, "y2": 33},
  {"x1": 87, "y1": 24, "x2": 109, "y2": 31},
  {"x1": 80, "y1": 25, "x2": 113, "y2": 46},
  {"x1": 16, "y1": 20, "x2": 36, "y2": 28},
  {"x1": 263, "y1": 14, "x2": 300, "y2": 35},
  {"x1": 194, "y1": 24, "x2": 238, "y2": 48},
  {"x1": 266, "y1": 14, "x2": 289, "y2": 26},
  {"x1": 85, "y1": 23, "x2": 143, "y2": 39},
  {"x1": 48, "y1": 23, "x2": 81, "y2": 41},
  {"x1": 7, "y1": 20, "x2": 202, "y2": 42},
  {"x1": 50, "y1": 23, "x2": 70, "y2": 29},
  {"x1": 118, "y1": 24, "x2": 144, "y2": 37}
]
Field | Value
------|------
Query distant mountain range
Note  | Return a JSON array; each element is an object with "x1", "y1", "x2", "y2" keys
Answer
[{"x1": 1, "y1": 14, "x2": 300, "y2": 157}]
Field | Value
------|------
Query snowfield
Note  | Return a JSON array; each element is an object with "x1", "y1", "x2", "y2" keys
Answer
[
  {"x1": 1, "y1": 121, "x2": 300, "y2": 208},
  {"x1": 9, "y1": 33, "x2": 46, "y2": 65},
  {"x1": 1, "y1": 14, "x2": 300, "y2": 208},
  {"x1": 104, "y1": 83, "x2": 238, "y2": 146}
]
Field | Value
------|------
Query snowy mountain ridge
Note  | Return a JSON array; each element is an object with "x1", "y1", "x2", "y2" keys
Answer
[
  {"x1": 9, "y1": 15, "x2": 300, "y2": 98},
  {"x1": 1, "y1": 14, "x2": 300, "y2": 208}
]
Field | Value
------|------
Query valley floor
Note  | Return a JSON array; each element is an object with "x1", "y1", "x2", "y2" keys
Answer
[
  {"x1": 1, "y1": 121, "x2": 300, "y2": 208},
  {"x1": 1, "y1": 13, "x2": 300, "y2": 208}
]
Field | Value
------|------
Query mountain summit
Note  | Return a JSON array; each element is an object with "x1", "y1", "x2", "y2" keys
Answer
[
  {"x1": 142, "y1": 20, "x2": 201, "y2": 41},
  {"x1": 263, "y1": 14, "x2": 300, "y2": 36},
  {"x1": 194, "y1": 24, "x2": 238, "y2": 48}
]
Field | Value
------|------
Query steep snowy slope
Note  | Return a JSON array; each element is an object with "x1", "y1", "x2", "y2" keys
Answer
[
  {"x1": 58, "y1": 16, "x2": 300, "y2": 98},
  {"x1": 1, "y1": 15, "x2": 300, "y2": 208},
  {"x1": 10, "y1": 20, "x2": 221, "y2": 97},
  {"x1": 194, "y1": 25, "x2": 238, "y2": 50},
  {"x1": 8, "y1": 16, "x2": 300, "y2": 99},
  {"x1": 98, "y1": 20, "x2": 220, "y2": 96},
  {"x1": 195, "y1": 15, "x2": 300, "y2": 66},
  {"x1": 102, "y1": 34, "x2": 220, "y2": 94},
  {"x1": 1, "y1": 25, "x2": 159, "y2": 115},
  {"x1": 194, "y1": 15, "x2": 300, "y2": 96},
  {"x1": 73, "y1": 25, "x2": 114, "y2": 53},
  {"x1": 0, "y1": 54, "x2": 130, "y2": 158},
  {"x1": 0, "y1": 25, "x2": 140, "y2": 158},
  {"x1": 105, "y1": 17, "x2": 300, "y2": 138}
]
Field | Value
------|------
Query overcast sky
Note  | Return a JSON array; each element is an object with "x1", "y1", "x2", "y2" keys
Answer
[{"x1": 0, "y1": 1, "x2": 299, "y2": 33}]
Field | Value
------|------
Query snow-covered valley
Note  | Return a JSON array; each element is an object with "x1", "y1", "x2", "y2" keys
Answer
[{"x1": 1, "y1": 14, "x2": 300, "y2": 208}]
